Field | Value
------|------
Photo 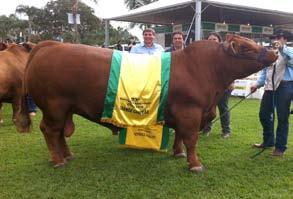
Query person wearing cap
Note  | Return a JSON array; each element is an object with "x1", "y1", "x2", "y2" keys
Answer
[
  {"x1": 130, "y1": 28, "x2": 164, "y2": 55},
  {"x1": 252, "y1": 31, "x2": 293, "y2": 156}
]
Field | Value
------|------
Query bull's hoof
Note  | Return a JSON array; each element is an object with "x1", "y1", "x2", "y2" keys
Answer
[
  {"x1": 65, "y1": 154, "x2": 75, "y2": 161},
  {"x1": 53, "y1": 161, "x2": 67, "y2": 168},
  {"x1": 189, "y1": 166, "x2": 204, "y2": 173},
  {"x1": 174, "y1": 152, "x2": 187, "y2": 158}
]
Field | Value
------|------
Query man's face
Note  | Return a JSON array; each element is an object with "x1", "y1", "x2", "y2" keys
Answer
[
  {"x1": 273, "y1": 36, "x2": 287, "y2": 49},
  {"x1": 172, "y1": 34, "x2": 184, "y2": 49},
  {"x1": 143, "y1": 31, "x2": 155, "y2": 45},
  {"x1": 208, "y1": 35, "x2": 220, "y2": 43},
  {"x1": 277, "y1": 36, "x2": 287, "y2": 46}
]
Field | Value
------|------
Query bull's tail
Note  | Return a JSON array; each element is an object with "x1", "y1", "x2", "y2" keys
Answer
[
  {"x1": 15, "y1": 41, "x2": 61, "y2": 133},
  {"x1": 15, "y1": 94, "x2": 31, "y2": 132}
]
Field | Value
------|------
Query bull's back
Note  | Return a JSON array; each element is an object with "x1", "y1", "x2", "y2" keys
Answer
[{"x1": 27, "y1": 42, "x2": 113, "y2": 120}]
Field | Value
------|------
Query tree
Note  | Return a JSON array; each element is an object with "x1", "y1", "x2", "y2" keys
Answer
[
  {"x1": 16, "y1": 5, "x2": 42, "y2": 41},
  {"x1": 0, "y1": 14, "x2": 27, "y2": 42},
  {"x1": 4, "y1": 0, "x2": 135, "y2": 45},
  {"x1": 124, "y1": 0, "x2": 158, "y2": 10},
  {"x1": 124, "y1": 0, "x2": 158, "y2": 29}
]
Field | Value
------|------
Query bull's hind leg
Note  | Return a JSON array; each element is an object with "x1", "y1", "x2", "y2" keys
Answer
[
  {"x1": 40, "y1": 111, "x2": 73, "y2": 167},
  {"x1": 40, "y1": 117, "x2": 66, "y2": 167},
  {"x1": 62, "y1": 113, "x2": 75, "y2": 161}
]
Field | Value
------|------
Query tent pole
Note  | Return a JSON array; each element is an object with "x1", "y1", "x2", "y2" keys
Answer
[
  {"x1": 105, "y1": 19, "x2": 110, "y2": 47},
  {"x1": 195, "y1": 0, "x2": 202, "y2": 41}
]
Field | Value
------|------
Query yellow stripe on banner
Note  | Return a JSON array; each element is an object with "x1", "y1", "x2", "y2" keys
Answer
[
  {"x1": 112, "y1": 53, "x2": 162, "y2": 126},
  {"x1": 125, "y1": 125, "x2": 164, "y2": 150}
]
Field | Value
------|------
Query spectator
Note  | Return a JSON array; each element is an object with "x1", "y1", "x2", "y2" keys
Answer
[
  {"x1": 165, "y1": 31, "x2": 185, "y2": 52},
  {"x1": 202, "y1": 32, "x2": 234, "y2": 138},
  {"x1": 115, "y1": 40, "x2": 123, "y2": 51},
  {"x1": 130, "y1": 28, "x2": 164, "y2": 54},
  {"x1": 27, "y1": 95, "x2": 37, "y2": 117},
  {"x1": 127, "y1": 37, "x2": 136, "y2": 52}
]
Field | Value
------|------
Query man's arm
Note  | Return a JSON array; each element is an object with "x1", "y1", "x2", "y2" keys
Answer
[
  {"x1": 250, "y1": 68, "x2": 267, "y2": 92},
  {"x1": 282, "y1": 45, "x2": 293, "y2": 67}
]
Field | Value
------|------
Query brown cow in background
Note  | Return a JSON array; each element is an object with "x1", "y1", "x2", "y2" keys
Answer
[
  {"x1": 0, "y1": 42, "x2": 34, "y2": 124},
  {"x1": 15, "y1": 35, "x2": 277, "y2": 172}
]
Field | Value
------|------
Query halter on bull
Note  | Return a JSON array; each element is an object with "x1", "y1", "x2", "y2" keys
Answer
[{"x1": 15, "y1": 34, "x2": 277, "y2": 172}]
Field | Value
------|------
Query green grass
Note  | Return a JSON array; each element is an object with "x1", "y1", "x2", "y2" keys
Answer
[{"x1": 0, "y1": 97, "x2": 292, "y2": 199}]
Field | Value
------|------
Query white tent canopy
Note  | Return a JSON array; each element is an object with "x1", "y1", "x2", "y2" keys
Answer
[
  {"x1": 105, "y1": 0, "x2": 293, "y2": 26},
  {"x1": 103, "y1": 0, "x2": 293, "y2": 45}
]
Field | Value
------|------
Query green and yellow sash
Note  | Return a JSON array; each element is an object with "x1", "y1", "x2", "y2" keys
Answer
[
  {"x1": 101, "y1": 50, "x2": 171, "y2": 127},
  {"x1": 119, "y1": 125, "x2": 169, "y2": 151}
]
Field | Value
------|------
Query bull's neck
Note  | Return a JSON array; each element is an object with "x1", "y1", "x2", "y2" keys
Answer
[
  {"x1": 8, "y1": 48, "x2": 28, "y2": 65},
  {"x1": 215, "y1": 47, "x2": 262, "y2": 90}
]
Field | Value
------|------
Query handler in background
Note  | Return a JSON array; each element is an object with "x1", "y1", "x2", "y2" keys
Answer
[
  {"x1": 130, "y1": 28, "x2": 164, "y2": 54},
  {"x1": 202, "y1": 32, "x2": 234, "y2": 138},
  {"x1": 251, "y1": 32, "x2": 293, "y2": 156}
]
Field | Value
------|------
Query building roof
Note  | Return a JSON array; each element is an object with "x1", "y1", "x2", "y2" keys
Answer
[{"x1": 104, "y1": 0, "x2": 293, "y2": 27}]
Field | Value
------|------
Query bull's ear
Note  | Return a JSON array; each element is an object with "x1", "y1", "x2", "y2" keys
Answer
[
  {"x1": 0, "y1": 42, "x2": 8, "y2": 51},
  {"x1": 229, "y1": 41, "x2": 238, "y2": 55},
  {"x1": 22, "y1": 42, "x2": 35, "y2": 52}
]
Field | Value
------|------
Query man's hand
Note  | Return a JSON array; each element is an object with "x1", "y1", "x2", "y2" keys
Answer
[
  {"x1": 250, "y1": 84, "x2": 258, "y2": 93},
  {"x1": 273, "y1": 41, "x2": 282, "y2": 50}
]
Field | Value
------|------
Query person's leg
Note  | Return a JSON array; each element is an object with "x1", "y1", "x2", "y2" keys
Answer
[
  {"x1": 274, "y1": 82, "x2": 293, "y2": 153},
  {"x1": 258, "y1": 91, "x2": 275, "y2": 147},
  {"x1": 218, "y1": 90, "x2": 231, "y2": 136},
  {"x1": 202, "y1": 122, "x2": 212, "y2": 135},
  {"x1": 26, "y1": 95, "x2": 37, "y2": 115}
]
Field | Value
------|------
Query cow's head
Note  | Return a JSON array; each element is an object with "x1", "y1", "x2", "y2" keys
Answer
[
  {"x1": 223, "y1": 34, "x2": 278, "y2": 66},
  {"x1": 20, "y1": 42, "x2": 35, "y2": 52},
  {"x1": 0, "y1": 42, "x2": 8, "y2": 51}
]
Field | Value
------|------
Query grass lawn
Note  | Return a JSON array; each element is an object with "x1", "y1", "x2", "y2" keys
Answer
[{"x1": 0, "y1": 97, "x2": 292, "y2": 199}]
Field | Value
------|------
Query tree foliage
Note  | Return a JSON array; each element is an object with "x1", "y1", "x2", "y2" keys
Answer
[
  {"x1": 1, "y1": 0, "x2": 134, "y2": 45},
  {"x1": 124, "y1": 0, "x2": 159, "y2": 29},
  {"x1": 124, "y1": 0, "x2": 158, "y2": 10}
]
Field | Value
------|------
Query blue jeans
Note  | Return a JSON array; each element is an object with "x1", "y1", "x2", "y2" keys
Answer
[
  {"x1": 259, "y1": 91, "x2": 275, "y2": 147},
  {"x1": 26, "y1": 95, "x2": 37, "y2": 113},
  {"x1": 204, "y1": 90, "x2": 231, "y2": 134},
  {"x1": 275, "y1": 81, "x2": 293, "y2": 152}
]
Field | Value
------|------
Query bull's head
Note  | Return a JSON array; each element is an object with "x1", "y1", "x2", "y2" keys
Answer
[
  {"x1": 20, "y1": 42, "x2": 36, "y2": 52},
  {"x1": 223, "y1": 34, "x2": 278, "y2": 66}
]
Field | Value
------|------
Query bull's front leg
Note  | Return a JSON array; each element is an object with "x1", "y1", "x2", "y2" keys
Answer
[
  {"x1": 175, "y1": 108, "x2": 203, "y2": 173},
  {"x1": 11, "y1": 97, "x2": 21, "y2": 123},
  {"x1": 0, "y1": 103, "x2": 3, "y2": 124},
  {"x1": 173, "y1": 132, "x2": 186, "y2": 158},
  {"x1": 182, "y1": 132, "x2": 203, "y2": 172}
]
